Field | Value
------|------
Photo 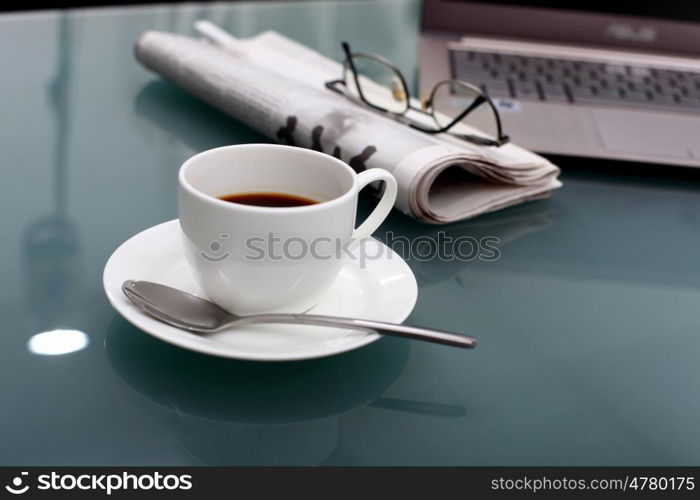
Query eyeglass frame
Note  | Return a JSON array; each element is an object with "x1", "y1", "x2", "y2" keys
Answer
[{"x1": 325, "y1": 41, "x2": 510, "y2": 147}]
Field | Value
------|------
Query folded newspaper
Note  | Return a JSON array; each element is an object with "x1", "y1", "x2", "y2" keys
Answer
[{"x1": 134, "y1": 22, "x2": 562, "y2": 224}]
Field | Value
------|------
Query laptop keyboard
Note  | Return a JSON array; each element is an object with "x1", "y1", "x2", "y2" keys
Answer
[{"x1": 449, "y1": 48, "x2": 700, "y2": 113}]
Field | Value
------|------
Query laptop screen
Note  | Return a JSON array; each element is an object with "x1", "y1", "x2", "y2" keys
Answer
[
  {"x1": 471, "y1": 1, "x2": 700, "y2": 23},
  {"x1": 424, "y1": 0, "x2": 700, "y2": 55}
]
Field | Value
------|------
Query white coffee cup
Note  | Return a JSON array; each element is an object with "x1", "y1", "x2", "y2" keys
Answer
[{"x1": 178, "y1": 144, "x2": 398, "y2": 315}]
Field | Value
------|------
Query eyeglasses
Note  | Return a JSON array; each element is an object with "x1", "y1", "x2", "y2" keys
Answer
[{"x1": 325, "y1": 42, "x2": 510, "y2": 147}]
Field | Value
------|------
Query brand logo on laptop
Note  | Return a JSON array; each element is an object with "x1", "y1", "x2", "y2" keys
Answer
[
  {"x1": 493, "y1": 99, "x2": 521, "y2": 113},
  {"x1": 605, "y1": 23, "x2": 657, "y2": 43}
]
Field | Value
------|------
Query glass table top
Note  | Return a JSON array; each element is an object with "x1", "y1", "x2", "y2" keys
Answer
[{"x1": 2, "y1": 0, "x2": 700, "y2": 465}]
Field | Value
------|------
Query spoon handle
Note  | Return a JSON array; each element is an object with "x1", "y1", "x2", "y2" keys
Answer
[{"x1": 231, "y1": 314, "x2": 477, "y2": 348}]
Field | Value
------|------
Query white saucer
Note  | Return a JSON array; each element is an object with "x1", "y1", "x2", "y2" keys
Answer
[{"x1": 103, "y1": 220, "x2": 418, "y2": 361}]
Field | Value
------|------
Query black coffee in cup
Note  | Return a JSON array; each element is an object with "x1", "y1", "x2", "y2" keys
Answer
[{"x1": 218, "y1": 192, "x2": 319, "y2": 208}]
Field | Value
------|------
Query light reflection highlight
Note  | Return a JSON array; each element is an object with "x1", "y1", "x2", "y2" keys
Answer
[{"x1": 28, "y1": 329, "x2": 89, "y2": 356}]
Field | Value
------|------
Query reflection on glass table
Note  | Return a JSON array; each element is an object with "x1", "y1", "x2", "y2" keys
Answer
[{"x1": 106, "y1": 317, "x2": 465, "y2": 465}]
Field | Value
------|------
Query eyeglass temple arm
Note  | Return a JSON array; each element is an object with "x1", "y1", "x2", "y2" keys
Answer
[
  {"x1": 341, "y1": 41, "x2": 352, "y2": 58},
  {"x1": 325, "y1": 79, "x2": 344, "y2": 91},
  {"x1": 425, "y1": 92, "x2": 509, "y2": 144},
  {"x1": 406, "y1": 94, "x2": 485, "y2": 134},
  {"x1": 435, "y1": 94, "x2": 487, "y2": 132},
  {"x1": 482, "y1": 94, "x2": 508, "y2": 143},
  {"x1": 340, "y1": 41, "x2": 369, "y2": 104}
]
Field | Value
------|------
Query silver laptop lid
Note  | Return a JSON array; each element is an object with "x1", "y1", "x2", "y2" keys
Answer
[{"x1": 422, "y1": 0, "x2": 700, "y2": 57}]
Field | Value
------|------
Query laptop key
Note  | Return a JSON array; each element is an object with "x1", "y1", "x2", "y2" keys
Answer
[
  {"x1": 677, "y1": 97, "x2": 700, "y2": 110},
  {"x1": 604, "y1": 64, "x2": 628, "y2": 76},
  {"x1": 622, "y1": 90, "x2": 652, "y2": 103},
  {"x1": 539, "y1": 83, "x2": 569, "y2": 101},
  {"x1": 650, "y1": 94, "x2": 680, "y2": 105},
  {"x1": 568, "y1": 86, "x2": 597, "y2": 100},
  {"x1": 454, "y1": 68, "x2": 496, "y2": 82},
  {"x1": 511, "y1": 80, "x2": 540, "y2": 100},
  {"x1": 583, "y1": 88, "x2": 625, "y2": 104},
  {"x1": 476, "y1": 80, "x2": 512, "y2": 97}
]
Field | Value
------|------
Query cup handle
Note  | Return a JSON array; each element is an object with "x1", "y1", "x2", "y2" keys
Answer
[{"x1": 352, "y1": 169, "x2": 398, "y2": 243}]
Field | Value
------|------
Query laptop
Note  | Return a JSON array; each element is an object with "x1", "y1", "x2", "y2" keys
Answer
[{"x1": 419, "y1": 0, "x2": 700, "y2": 166}]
